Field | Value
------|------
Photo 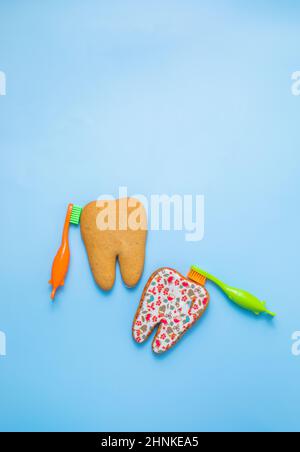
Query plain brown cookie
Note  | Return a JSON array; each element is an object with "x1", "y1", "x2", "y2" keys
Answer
[{"x1": 80, "y1": 198, "x2": 147, "y2": 291}]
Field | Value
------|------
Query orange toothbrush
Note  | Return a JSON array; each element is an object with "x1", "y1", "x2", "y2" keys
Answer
[{"x1": 49, "y1": 204, "x2": 82, "y2": 300}]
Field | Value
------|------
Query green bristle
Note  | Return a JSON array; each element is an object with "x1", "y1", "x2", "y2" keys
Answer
[{"x1": 70, "y1": 205, "x2": 82, "y2": 225}]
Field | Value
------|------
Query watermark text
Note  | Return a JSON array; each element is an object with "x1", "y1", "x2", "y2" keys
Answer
[
  {"x1": 0, "y1": 71, "x2": 6, "y2": 96},
  {"x1": 0, "y1": 331, "x2": 6, "y2": 356},
  {"x1": 96, "y1": 187, "x2": 205, "y2": 242},
  {"x1": 291, "y1": 71, "x2": 300, "y2": 96},
  {"x1": 292, "y1": 331, "x2": 300, "y2": 356}
]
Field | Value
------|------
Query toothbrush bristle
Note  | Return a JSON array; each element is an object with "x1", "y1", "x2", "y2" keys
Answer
[
  {"x1": 188, "y1": 269, "x2": 207, "y2": 286},
  {"x1": 70, "y1": 205, "x2": 82, "y2": 225}
]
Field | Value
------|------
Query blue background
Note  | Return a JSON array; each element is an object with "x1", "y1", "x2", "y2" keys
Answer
[{"x1": 0, "y1": 1, "x2": 300, "y2": 432}]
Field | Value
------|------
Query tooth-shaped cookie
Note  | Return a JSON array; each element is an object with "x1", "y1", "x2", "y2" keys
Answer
[
  {"x1": 133, "y1": 268, "x2": 209, "y2": 353},
  {"x1": 80, "y1": 198, "x2": 147, "y2": 291}
]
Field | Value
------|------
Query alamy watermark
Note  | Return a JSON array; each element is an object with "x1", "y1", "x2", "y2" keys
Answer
[
  {"x1": 96, "y1": 187, "x2": 204, "y2": 242},
  {"x1": 292, "y1": 331, "x2": 300, "y2": 357},
  {"x1": 0, "y1": 330, "x2": 6, "y2": 356},
  {"x1": 291, "y1": 71, "x2": 300, "y2": 96},
  {"x1": 0, "y1": 70, "x2": 6, "y2": 96}
]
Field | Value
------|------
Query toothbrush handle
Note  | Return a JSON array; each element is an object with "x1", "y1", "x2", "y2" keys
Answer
[
  {"x1": 62, "y1": 204, "x2": 73, "y2": 242},
  {"x1": 49, "y1": 205, "x2": 73, "y2": 299}
]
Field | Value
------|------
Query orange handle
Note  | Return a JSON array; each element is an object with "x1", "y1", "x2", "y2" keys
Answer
[{"x1": 49, "y1": 204, "x2": 73, "y2": 300}]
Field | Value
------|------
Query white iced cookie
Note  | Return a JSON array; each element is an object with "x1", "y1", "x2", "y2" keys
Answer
[{"x1": 132, "y1": 268, "x2": 209, "y2": 353}]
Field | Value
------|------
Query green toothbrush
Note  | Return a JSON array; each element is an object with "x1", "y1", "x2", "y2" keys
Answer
[{"x1": 188, "y1": 265, "x2": 276, "y2": 317}]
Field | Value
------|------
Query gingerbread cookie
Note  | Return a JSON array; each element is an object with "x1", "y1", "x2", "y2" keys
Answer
[
  {"x1": 81, "y1": 198, "x2": 147, "y2": 291},
  {"x1": 132, "y1": 268, "x2": 209, "y2": 353}
]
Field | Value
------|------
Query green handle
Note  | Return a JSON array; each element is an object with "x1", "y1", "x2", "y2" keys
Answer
[{"x1": 191, "y1": 266, "x2": 227, "y2": 291}]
